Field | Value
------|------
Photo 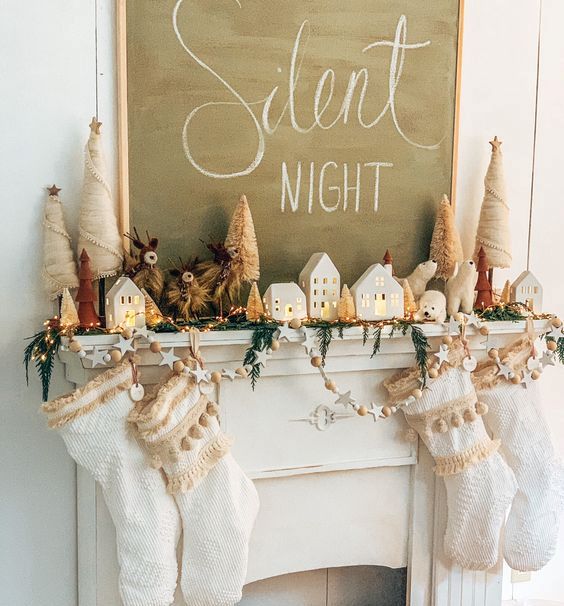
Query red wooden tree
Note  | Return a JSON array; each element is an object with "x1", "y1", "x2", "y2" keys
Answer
[
  {"x1": 475, "y1": 246, "x2": 493, "y2": 309},
  {"x1": 76, "y1": 249, "x2": 100, "y2": 326}
]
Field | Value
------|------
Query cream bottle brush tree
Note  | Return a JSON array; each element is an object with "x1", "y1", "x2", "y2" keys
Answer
[
  {"x1": 42, "y1": 185, "x2": 79, "y2": 300},
  {"x1": 429, "y1": 194, "x2": 464, "y2": 280},
  {"x1": 474, "y1": 136, "x2": 512, "y2": 284},
  {"x1": 77, "y1": 118, "x2": 123, "y2": 280}
]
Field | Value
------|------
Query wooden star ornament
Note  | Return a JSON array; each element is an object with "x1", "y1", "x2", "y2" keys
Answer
[
  {"x1": 47, "y1": 184, "x2": 61, "y2": 196},
  {"x1": 489, "y1": 136, "x2": 502, "y2": 152},
  {"x1": 89, "y1": 116, "x2": 102, "y2": 134}
]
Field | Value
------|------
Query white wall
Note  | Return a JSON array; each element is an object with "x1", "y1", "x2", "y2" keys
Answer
[{"x1": 1, "y1": 0, "x2": 562, "y2": 604}]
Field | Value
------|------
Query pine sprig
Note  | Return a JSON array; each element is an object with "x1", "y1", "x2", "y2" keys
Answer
[
  {"x1": 243, "y1": 323, "x2": 278, "y2": 389},
  {"x1": 362, "y1": 323, "x2": 370, "y2": 346},
  {"x1": 410, "y1": 324, "x2": 430, "y2": 385},
  {"x1": 371, "y1": 326, "x2": 383, "y2": 358},
  {"x1": 477, "y1": 303, "x2": 527, "y2": 322},
  {"x1": 316, "y1": 326, "x2": 333, "y2": 365},
  {"x1": 23, "y1": 328, "x2": 62, "y2": 401}
]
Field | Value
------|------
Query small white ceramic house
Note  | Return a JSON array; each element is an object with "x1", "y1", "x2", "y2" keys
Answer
[
  {"x1": 351, "y1": 263, "x2": 404, "y2": 321},
  {"x1": 105, "y1": 277, "x2": 146, "y2": 329},
  {"x1": 298, "y1": 253, "x2": 340, "y2": 320},
  {"x1": 510, "y1": 270, "x2": 543, "y2": 313},
  {"x1": 263, "y1": 283, "x2": 307, "y2": 322}
]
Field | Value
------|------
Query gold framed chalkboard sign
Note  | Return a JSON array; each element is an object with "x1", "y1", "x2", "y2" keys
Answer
[{"x1": 118, "y1": 0, "x2": 464, "y2": 287}]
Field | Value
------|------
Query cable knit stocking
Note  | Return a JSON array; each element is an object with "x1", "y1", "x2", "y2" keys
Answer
[
  {"x1": 384, "y1": 340, "x2": 517, "y2": 570},
  {"x1": 473, "y1": 336, "x2": 564, "y2": 571},
  {"x1": 130, "y1": 372, "x2": 259, "y2": 606},
  {"x1": 43, "y1": 358, "x2": 180, "y2": 606}
]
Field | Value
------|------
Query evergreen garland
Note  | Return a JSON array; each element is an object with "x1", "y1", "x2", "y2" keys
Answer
[
  {"x1": 242, "y1": 322, "x2": 279, "y2": 389},
  {"x1": 410, "y1": 324, "x2": 430, "y2": 386},
  {"x1": 477, "y1": 303, "x2": 527, "y2": 322},
  {"x1": 371, "y1": 326, "x2": 383, "y2": 358},
  {"x1": 24, "y1": 327, "x2": 61, "y2": 401},
  {"x1": 316, "y1": 325, "x2": 333, "y2": 365}
]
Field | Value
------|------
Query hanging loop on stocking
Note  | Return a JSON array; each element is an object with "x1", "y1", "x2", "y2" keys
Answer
[
  {"x1": 129, "y1": 357, "x2": 144, "y2": 401},
  {"x1": 189, "y1": 328, "x2": 205, "y2": 369},
  {"x1": 460, "y1": 319, "x2": 477, "y2": 372}
]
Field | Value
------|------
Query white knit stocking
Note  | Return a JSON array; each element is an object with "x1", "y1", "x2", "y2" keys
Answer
[
  {"x1": 474, "y1": 337, "x2": 564, "y2": 571},
  {"x1": 384, "y1": 342, "x2": 517, "y2": 570},
  {"x1": 43, "y1": 359, "x2": 181, "y2": 606},
  {"x1": 131, "y1": 372, "x2": 259, "y2": 606}
]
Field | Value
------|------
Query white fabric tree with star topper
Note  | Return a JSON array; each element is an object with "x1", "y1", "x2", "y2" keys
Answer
[
  {"x1": 77, "y1": 118, "x2": 123, "y2": 278},
  {"x1": 42, "y1": 185, "x2": 79, "y2": 300}
]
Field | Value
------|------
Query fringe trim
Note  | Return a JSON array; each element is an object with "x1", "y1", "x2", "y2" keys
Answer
[
  {"x1": 166, "y1": 433, "x2": 232, "y2": 494},
  {"x1": 472, "y1": 335, "x2": 533, "y2": 391},
  {"x1": 434, "y1": 438, "x2": 500, "y2": 476},
  {"x1": 43, "y1": 356, "x2": 138, "y2": 416},
  {"x1": 383, "y1": 339, "x2": 467, "y2": 403},
  {"x1": 405, "y1": 392, "x2": 477, "y2": 434}
]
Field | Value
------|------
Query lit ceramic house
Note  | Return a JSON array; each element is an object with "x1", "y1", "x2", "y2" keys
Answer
[
  {"x1": 105, "y1": 276, "x2": 146, "y2": 329},
  {"x1": 510, "y1": 270, "x2": 543, "y2": 313},
  {"x1": 350, "y1": 264, "x2": 404, "y2": 320},
  {"x1": 298, "y1": 252, "x2": 340, "y2": 320},
  {"x1": 263, "y1": 283, "x2": 307, "y2": 322}
]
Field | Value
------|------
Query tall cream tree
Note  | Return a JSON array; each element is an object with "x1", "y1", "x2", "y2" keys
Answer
[
  {"x1": 77, "y1": 118, "x2": 123, "y2": 278},
  {"x1": 429, "y1": 194, "x2": 464, "y2": 280},
  {"x1": 474, "y1": 137, "x2": 512, "y2": 276},
  {"x1": 42, "y1": 185, "x2": 79, "y2": 299},
  {"x1": 225, "y1": 194, "x2": 260, "y2": 284}
]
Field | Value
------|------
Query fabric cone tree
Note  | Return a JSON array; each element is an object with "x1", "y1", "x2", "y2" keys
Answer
[
  {"x1": 474, "y1": 137, "x2": 512, "y2": 275},
  {"x1": 42, "y1": 185, "x2": 79, "y2": 299},
  {"x1": 60, "y1": 288, "x2": 79, "y2": 326},
  {"x1": 430, "y1": 194, "x2": 464, "y2": 280},
  {"x1": 76, "y1": 249, "x2": 100, "y2": 326},
  {"x1": 77, "y1": 118, "x2": 123, "y2": 279},
  {"x1": 246, "y1": 282, "x2": 264, "y2": 321},
  {"x1": 225, "y1": 194, "x2": 260, "y2": 285},
  {"x1": 475, "y1": 246, "x2": 493, "y2": 309},
  {"x1": 337, "y1": 285, "x2": 356, "y2": 321}
]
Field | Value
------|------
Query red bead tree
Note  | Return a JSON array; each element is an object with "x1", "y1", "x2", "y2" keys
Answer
[
  {"x1": 475, "y1": 246, "x2": 493, "y2": 309},
  {"x1": 76, "y1": 249, "x2": 100, "y2": 326}
]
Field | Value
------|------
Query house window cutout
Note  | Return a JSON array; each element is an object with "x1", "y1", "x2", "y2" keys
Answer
[
  {"x1": 285, "y1": 304, "x2": 293, "y2": 316},
  {"x1": 120, "y1": 296, "x2": 126, "y2": 305},
  {"x1": 374, "y1": 293, "x2": 386, "y2": 316}
]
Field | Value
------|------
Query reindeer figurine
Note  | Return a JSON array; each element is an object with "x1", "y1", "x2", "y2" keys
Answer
[
  {"x1": 124, "y1": 227, "x2": 164, "y2": 301},
  {"x1": 198, "y1": 240, "x2": 242, "y2": 317},
  {"x1": 165, "y1": 257, "x2": 210, "y2": 321}
]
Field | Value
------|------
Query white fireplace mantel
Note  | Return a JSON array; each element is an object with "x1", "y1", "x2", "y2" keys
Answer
[{"x1": 59, "y1": 320, "x2": 545, "y2": 606}]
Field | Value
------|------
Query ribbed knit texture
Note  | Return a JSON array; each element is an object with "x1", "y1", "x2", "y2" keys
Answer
[
  {"x1": 476, "y1": 380, "x2": 564, "y2": 571},
  {"x1": 132, "y1": 373, "x2": 259, "y2": 606},
  {"x1": 386, "y1": 365, "x2": 516, "y2": 570},
  {"x1": 43, "y1": 361, "x2": 180, "y2": 606}
]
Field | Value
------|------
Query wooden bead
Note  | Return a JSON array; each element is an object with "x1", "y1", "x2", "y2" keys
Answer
[
  {"x1": 381, "y1": 406, "x2": 392, "y2": 418},
  {"x1": 511, "y1": 373, "x2": 522, "y2": 384},
  {"x1": 464, "y1": 408, "x2": 478, "y2": 422},
  {"x1": 411, "y1": 388, "x2": 423, "y2": 400},
  {"x1": 324, "y1": 380, "x2": 337, "y2": 392},
  {"x1": 428, "y1": 367, "x2": 439, "y2": 379},
  {"x1": 289, "y1": 318, "x2": 302, "y2": 329},
  {"x1": 198, "y1": 412, "x2": 210, "y2": 427},
  {"x1": 357, "y1": 405, "x2": 368, "y2": 416},
  {"x1": 270, "y1": 339, "x2": 280, "y2": 351},
  {"x1": 122, "y1": 328, "x2": 133, "y2": 339},
  {"x1": 173, "y1": 360, "x2": 185, "y2": 373},
  {"x1": 442, "y1": 335, "x2": 453, "y2": 346},
  {"x1": 149, "y1": 341, "x2": 162, "y2": 353},
  {"x1": 552, "y1": 317, "x2": 562, "y2": 328},
  {"x1": 181, "y1": 437, "x2": 192, "y2": 451},
  {"x1": 475, "y1": 401, "x2": 489, "y2": 416},
  {"x1": 310, "y1": 356, "x2": 323, "y2": 368},
  {"x1": 436, "y1": 419, "x2": 448, "y2": 433},
  {"x1": 210, "y1": 371, "x2": 222, "y2": 384},
  {"x1": 454, "y1": 312, "x2": 464, "y2": 322},
  {"x1": 189, "y1": 424, "x2": 204, "y2": 439},
  {"x1": 206, "y1": 402, "x2": 220, "y2": 416},
  {"x1": 531, "y1": 369, "x2": 541, "y2": 381},
  {"x1": 480, "y1": 325, "x2": 490, "y2": 336},
  {"x1": 451, "y1": 413, "x2": 464, "y2": 428},
  {"x1": 110, "y1": 349, "x2": 122, "y2": 363},
  {"x1": 69, "y1": 340, "x2": 82, "y2": 353},
  {"x1": 405, "y1": 428, "x2": 418, "y2": 442},
  {"x1": 547, "y1": 340, "x2": 557, "y2": 352},
  {"x1": 488, "y1": 348, "x2": 499, "y2": 360},
  {"x1": 235, "y1": 367, "x2": 248, "y2": 378}
]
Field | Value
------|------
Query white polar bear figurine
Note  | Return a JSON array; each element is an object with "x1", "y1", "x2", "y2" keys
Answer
[
  {"x1": 414, "y1": 290, "x2": 447, "y2": 323},
  {"x1": 445, "y1": 260, "x2": 477, "y2": 317},
  {"x1": 404, "y1": 260, "x2": 438, "y2": 300}
]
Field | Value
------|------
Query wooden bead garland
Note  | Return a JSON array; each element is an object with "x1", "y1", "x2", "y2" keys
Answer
[
  {"x1": 547, "y1": 341, "x2": 557, "y2": 352},
  {"x1": 110, "y1": 349, "x2": 122, "y2": 363},
  {"x1": 357, "y1": 405, "x2": 368, "y2": 416},
  {"x1": 149, "y1": 341, "x2": 162, "y2": 353},
  {"x1": 235, "y1": 367, "x2": 248, "y2": 378},
  {"x1": 270, "y1": 339, "x2": 280, "y2": 351},
  {"x1": 210, "y1": 371, "x2": 222, "y2": 384},
  {"x1": 173, "y1": 360, "x2": 185, "y2": 373},
  {"x1": 552, "y1": 317, "x2": 562, "y2": 328},
  {"x1": 69, "y1": 340, "x2": 82, "y2": 353},
  {"x1": 310, "y1": 355, "x2": 323, "y2": 368}
]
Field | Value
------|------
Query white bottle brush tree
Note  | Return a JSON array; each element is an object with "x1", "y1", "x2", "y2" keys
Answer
[{"x1": 42, "y1": 185, "x2": 79, "y2": 301}]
